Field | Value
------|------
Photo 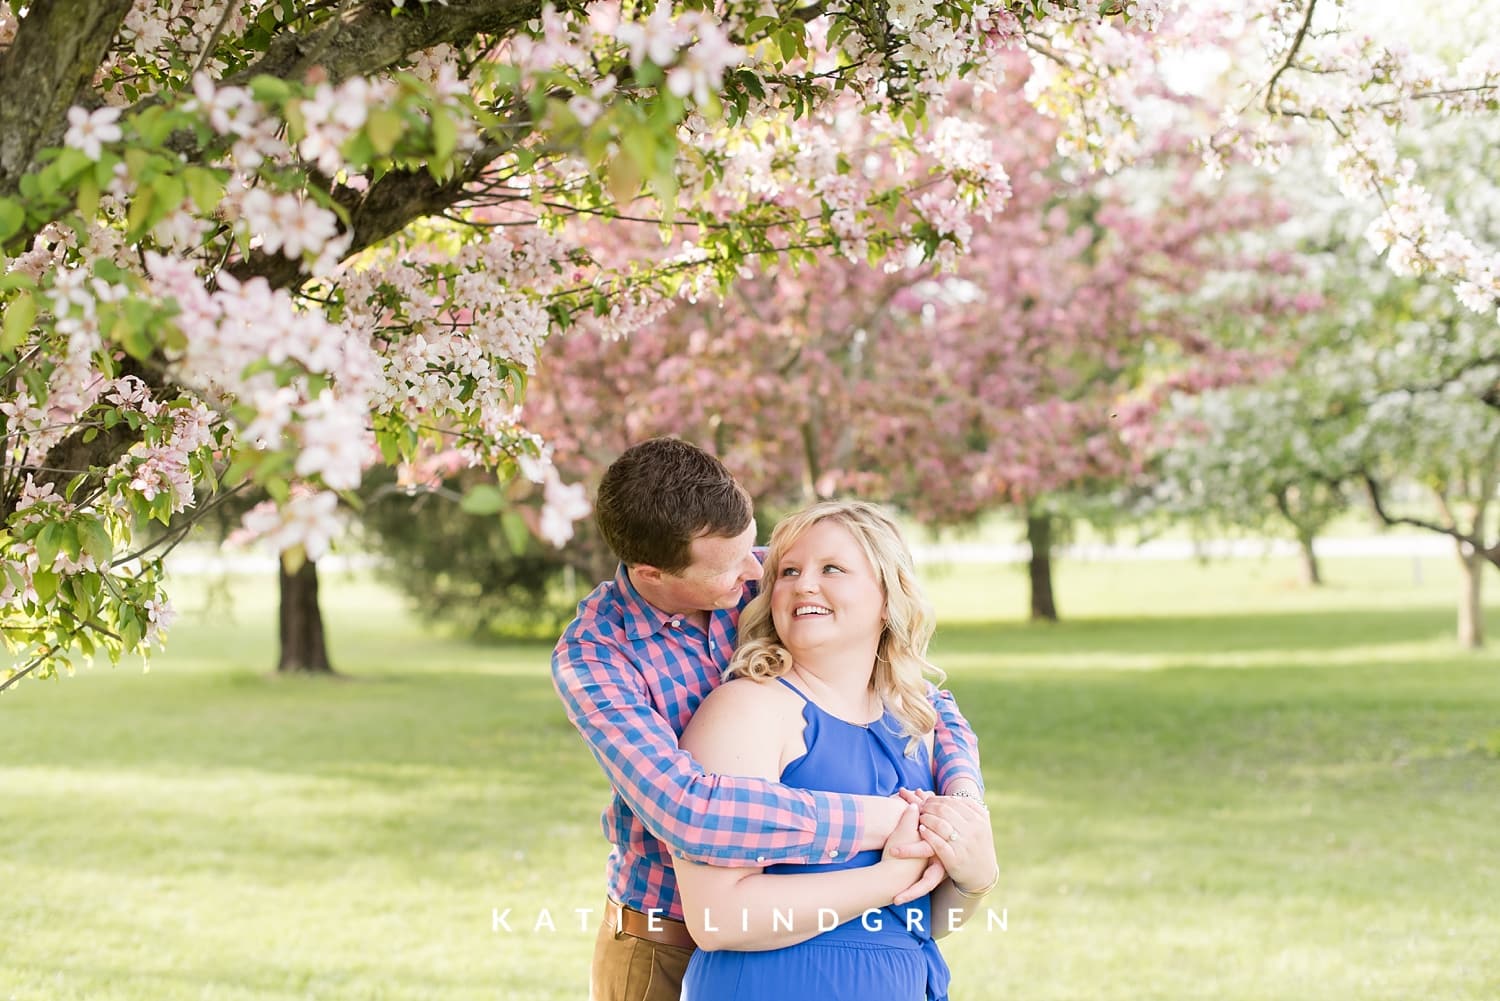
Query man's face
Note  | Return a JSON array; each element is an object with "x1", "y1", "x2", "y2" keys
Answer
[{"x1": 658, "y1": 522, "x2": 761, "y2": 613}]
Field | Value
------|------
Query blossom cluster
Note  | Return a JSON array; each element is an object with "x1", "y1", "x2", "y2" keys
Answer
[{"x1": 1240, "y1": 1, "x2": 1500, "y2": 320}]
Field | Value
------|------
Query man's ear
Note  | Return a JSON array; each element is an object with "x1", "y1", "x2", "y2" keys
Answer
[{"x1": 633, "y1": 564, "x2": 665, "y2": 585}]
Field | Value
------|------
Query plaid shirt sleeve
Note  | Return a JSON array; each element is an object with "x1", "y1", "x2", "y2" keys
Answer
[
  {"x1": 553, "y1": 639, "x2": 865, "y2": 867},
  {"x1": 928, "y1": 682, "x2": 985, "y2": 795}
]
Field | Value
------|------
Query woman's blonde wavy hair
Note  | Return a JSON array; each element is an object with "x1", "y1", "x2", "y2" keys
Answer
[{"x1": 727, "y1": 500, "x2": 943, "y2": 752}]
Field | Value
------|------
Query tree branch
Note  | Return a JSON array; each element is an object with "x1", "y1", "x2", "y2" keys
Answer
[
  {"x1": 0, "y1": 0, "x2": 135, "y2": 197},
  {"x1": 222, "y1": 0, "x2": 572, "y2": 92},
  {"x1": 1362, "y1": 470, "x2": 1500, "y2": 569},
  {"x1": 1263, "y1": 0, "x2": 1319, "y2": 116}
]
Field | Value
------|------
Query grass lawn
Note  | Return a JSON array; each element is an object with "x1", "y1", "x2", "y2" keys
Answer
[{"x1": 3, "y1": 555, "x2": 1498, "y2": 1000}]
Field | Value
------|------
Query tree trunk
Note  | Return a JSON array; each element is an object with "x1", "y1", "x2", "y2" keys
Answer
[
  {"x1": 1297, "y1": 530, "x2": 1323, "y2": 587},
  {"x1": 1456, "y1": 545, "x2": 1484, "y2": 650},
  {"x1": 278, "y1": 553, "x2": 334, "y2": 673},
  {"x1": 1027, "y1": 511, "x2": 1058, "y2": 623}
]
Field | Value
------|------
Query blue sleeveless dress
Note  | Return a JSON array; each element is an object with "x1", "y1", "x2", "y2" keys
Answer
[{"x1": 681, "y1": 678, "x2": 951, "y2": 1001}]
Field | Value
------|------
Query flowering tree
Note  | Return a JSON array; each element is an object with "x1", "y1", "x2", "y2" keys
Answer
[
  {"x1": 1158, "y1": 282, "x2": 1499, "y2": 647},
  {"x1": 0, "y1": 0, "x2": 1135, "y2": 688},
  {"x1": 524, "y1": 55, "x2": 1300, "y2": 622},
  {"x1": 1148, "y1": 174, "x2": 1498, "y2": 645},
  {"x1": 1025, "y1": 0, "x2": 1499, "y2": 379},
  {"x1": 1148, "y1": 384, "x2": 1350, "y2": 587}
]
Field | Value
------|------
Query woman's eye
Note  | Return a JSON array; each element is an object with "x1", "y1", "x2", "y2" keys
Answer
[
  {"x1": 824, "y1": 565, "x2": 843, "y2": 574},
  {"x1": 780, "y1": 567, "x2": 799, "y2": 577}
]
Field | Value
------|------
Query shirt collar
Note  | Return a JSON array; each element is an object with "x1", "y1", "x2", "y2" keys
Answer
[{"x1": 613, "y1": 563, "x2": 681, "y2": 641}]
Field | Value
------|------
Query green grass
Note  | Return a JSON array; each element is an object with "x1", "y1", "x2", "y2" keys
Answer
[{"x1": 3, "y1": 557, "x2": 1498, "y2": 1000}]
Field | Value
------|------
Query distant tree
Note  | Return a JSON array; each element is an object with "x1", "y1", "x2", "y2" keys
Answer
[{"x1": 525, "y1": 60, "x2": 1302, "y2": 622}]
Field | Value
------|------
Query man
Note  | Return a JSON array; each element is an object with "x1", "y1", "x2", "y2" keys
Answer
[{"x1": 552, "y1": 437, "x2": 985, "y2": 1001}]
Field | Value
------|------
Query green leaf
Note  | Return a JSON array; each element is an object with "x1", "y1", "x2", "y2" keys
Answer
[
  {"x1": 148, "y1": 173, "x2": 185, "y2": 226},
  {"x1": 432, "y1": 110, "x2": 457, "y2": 164},
  {"x1": 460, "y1": 484, "x2": 506, "y2": 516},
  {"x1": 248, "y1": 75, "x2": 293, "y2": 106},
  {"x1": 376, "y1": 430, "x2": 401, "y2": 466},
  {"x1": 125, "y1": 184, "x2": 157, "y2": 242},
  {"x1": 606, "y1": 151, "x2": 643, "y2": 207},
  {"x1": 82, "y1": 519, "x2": 113, "y2": 565},
  {"x1": 77, "y1": 175, "x2": 101, "y2": 221},
  {"x1": 116, "y1": 315, "x2": 155, "y2": 361},
  {"x1": 119, "y1": 607, "x2": 144, "y2": 650},
  {"x1": 32, "y1": 570, "x2": 59, "y2": 606},
  {"x1": 35, "y1": 522, "x2": 64, "y2": 570},
  {"x1": 500, "y1": 511, "x2": 532, "y2": 554},
  {"x1": 0, "y1": 272, "x2": 37, "y2": 294},
  {"x1": 0, "y1": 197, "x2": 24, "y2": 243},
  {"x1": 2, "y1": 290, "x2": 37, "y2": 352},
  {"x1": 59, "y1": 523, "x2": 82, "y2": 563},
  {"x1": 52, "y1": 148, "x2": 93, "y2": 186},
  {"x1": 366, "y1": 107, "x2": 404, "y2": 157},
  {"x1": 133, "y1": 106, "x2": 173, "y2": 146},
  {"x1": 777, "y1": 29, "x2": 799, "y2": 63}
]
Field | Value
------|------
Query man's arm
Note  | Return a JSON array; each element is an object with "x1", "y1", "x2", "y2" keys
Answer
[
  {"x1": 885, "y1": 683, "x2": 987, "y2": 906},
  {"x1": 674, "y1": 679, "x2": 933, "y2": 951},
  {"x1": 553, "y1": 637, "x2": 868, "y2": 866},
  {"x1": 928, "y1": 682, "x2": 984, "y2": 795}
]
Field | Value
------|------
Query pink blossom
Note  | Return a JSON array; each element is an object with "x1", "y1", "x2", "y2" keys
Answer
[
  {"x1": 665, "y1": 22, "x2": 742, "y2": 106},
  {"x1": 190, "y1": 74, "x2": 260, "y2": 136},
  {"x1": 63, "y1": 106, "x2": 122, "y2": 160},
  {"x1": 538, "y1": 469, "x2": 591, "y2": 547},
  {"x1": 240, "y1": 189, "x2": 339, "y2": 260},
  {"x1": 230, "y1": 490, "x2": 343, "y2": 560},
  {"x1": 293, "y1": 393, "x2": 370, "y2": 491},
  {"x1": 616, "y1": 2, "x2": 681, "y2": 69}
]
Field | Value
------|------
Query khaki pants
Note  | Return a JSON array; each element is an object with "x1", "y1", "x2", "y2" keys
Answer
[{"x1": 588, "y1": 915, "x2": 695, "y2": 1001}]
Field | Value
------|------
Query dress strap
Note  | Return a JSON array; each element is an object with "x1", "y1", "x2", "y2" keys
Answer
[{"x1": 773, "y1": 676, "x2": 811, "y2": 703}]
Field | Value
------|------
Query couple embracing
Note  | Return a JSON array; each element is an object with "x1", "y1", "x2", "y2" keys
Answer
[{"x1": 551, "y1": 437, "x2": 997, "y2": 1001}]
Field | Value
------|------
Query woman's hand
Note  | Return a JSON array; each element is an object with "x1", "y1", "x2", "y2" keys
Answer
[{"x1": 904, "y1": 789, "x2": 998, "y2": 896}]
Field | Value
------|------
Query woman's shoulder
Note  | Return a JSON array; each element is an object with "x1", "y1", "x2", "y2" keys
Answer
[
  {"x1": 697, "y1": 674, "x2": 801, "y2": 721},
  {"x1": 682, "y1": 676, "x2": 804, "y2": 778}
]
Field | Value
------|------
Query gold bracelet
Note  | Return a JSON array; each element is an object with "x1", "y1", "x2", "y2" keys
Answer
[{"x1": 953, "y1": 869, "x2": 999, "y2": 900}]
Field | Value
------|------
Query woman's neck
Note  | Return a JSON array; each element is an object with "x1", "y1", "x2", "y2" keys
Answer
[{"x1": 788, "y1": 647, "x2": 881, "y2": 722}]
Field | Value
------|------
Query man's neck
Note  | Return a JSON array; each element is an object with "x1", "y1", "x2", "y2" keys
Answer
[{"x1": 627, "y1": 568, "x2": 710, "y2": 630}]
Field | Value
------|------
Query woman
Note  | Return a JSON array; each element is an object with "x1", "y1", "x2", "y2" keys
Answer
[{"x1": 675, "y1": 500, "x2": 998, "y2": 1001}]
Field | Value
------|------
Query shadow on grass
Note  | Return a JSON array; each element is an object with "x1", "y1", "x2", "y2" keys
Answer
[{"x1": 931, "y1": 604, "x2": 1481, "y2": 658}]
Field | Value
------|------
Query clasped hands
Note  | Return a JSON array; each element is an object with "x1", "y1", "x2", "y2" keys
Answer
[{"x1": 882, "y1": 788, "x2": 997, "y2": 906}]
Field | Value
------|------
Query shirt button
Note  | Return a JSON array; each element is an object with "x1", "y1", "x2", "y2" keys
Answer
[
  {"x1": 756, "y1": 856, "x2": 766, "y2": 863},
  {"x1": 829, "y1": 849, "x2": 839, "y2": 858},
  {"x1": 670, "y1": 620, "x2": 681, "y2": 628}
]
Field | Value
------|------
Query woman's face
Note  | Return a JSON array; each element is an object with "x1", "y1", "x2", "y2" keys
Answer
[{"x1": 770, "y1": 519, "x2": 886, "y2": 656}]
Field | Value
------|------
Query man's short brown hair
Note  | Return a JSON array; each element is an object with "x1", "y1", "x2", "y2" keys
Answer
[{"x1": 594, "y1": 437, "x2": 753, "y2": 573}]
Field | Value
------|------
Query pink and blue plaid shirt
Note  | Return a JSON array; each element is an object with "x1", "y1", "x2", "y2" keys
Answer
[{"x1": 552, "y1": 562, "x2": 983, "y2": 920}]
